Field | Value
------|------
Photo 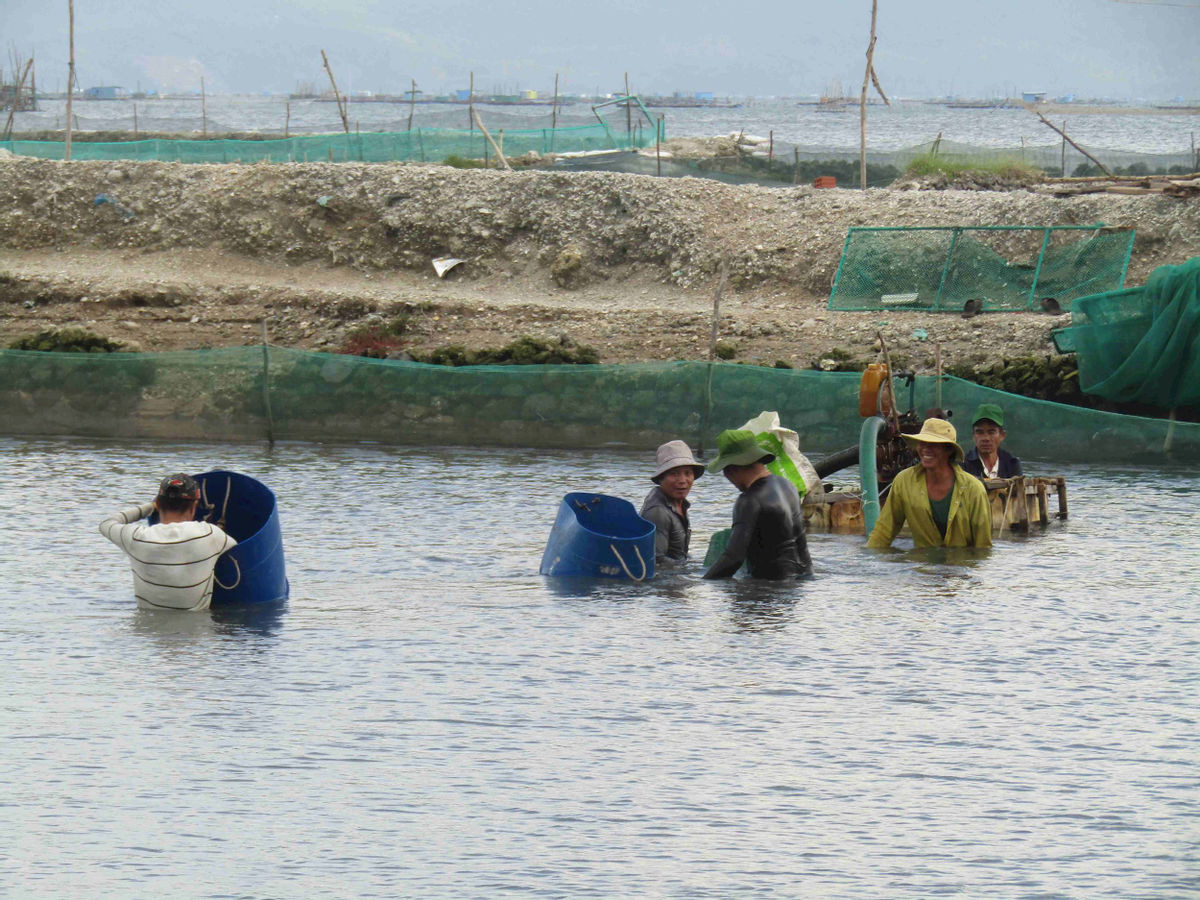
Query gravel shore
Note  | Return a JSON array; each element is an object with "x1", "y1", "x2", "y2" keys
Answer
[{"x1": 1, "y1": 156, "x2": 1197, "y2": 372}]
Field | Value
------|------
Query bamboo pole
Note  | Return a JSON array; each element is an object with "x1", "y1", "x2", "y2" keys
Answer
[
  {"x1": 628, "y1": 70, "x2": 638, "y2": 141},
  {"x1": 768, "y1": 129, "x2": 773, "y2": 162},
  {"x1": 468, "y1": 71, "x2": 474, "y2": 132},
  {"x1": 656, "y1": 114, "x2": 663, "y2": 175},
  {"x1": 133, "y1": 101, "x2": 137, "y2": 137},
  {"x1": 285, "y1": 99, "x2": 290, "y2": 137},
  {"x1": 1029, "y1": 110, "x2": 1112, "y2": 176},
  {"x1": 2, "y1": 58, "x2": 33, "y2": 139},
  {"x1": 552, "y1": 72, "x2": 559, "y2": 130},
  {"x1": 201, "y1": 76, "x2": 207, "y2": 136},
  {"x1": 709, "y1": 257, "x2": 728, "y2": 360},
  {"x1": 65, "y1": 0, "x2": 75, "y2": 160},
  {"x1": 407, "y1": 78, "x2": 416, "y2": 130},
  {"x1": 321, "y1": 49, "x2": 349, "y2": 133},
  {"x1": 859, "y1": 0, "x2": 890, "y2": 190},
  {"x1": 473, "y1": 110, "x2": 511, "y2": 170}
]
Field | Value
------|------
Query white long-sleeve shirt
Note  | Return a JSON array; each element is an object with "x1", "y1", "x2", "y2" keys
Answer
[{"x1": 100, "y1": 503, "x2": 237, "y2": 611}]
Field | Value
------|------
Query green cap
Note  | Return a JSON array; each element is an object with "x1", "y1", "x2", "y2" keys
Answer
[
  {"x1": 706, "y1": 429, "x2": 776, "y2": 473},
  {"x1": 971, "y1": 402, "x2": 1005, "y2": 428}
]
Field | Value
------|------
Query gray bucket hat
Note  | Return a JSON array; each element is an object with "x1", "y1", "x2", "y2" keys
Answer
[{"x1": 651, "y1": 440, "x2": 705, "y2": 482}]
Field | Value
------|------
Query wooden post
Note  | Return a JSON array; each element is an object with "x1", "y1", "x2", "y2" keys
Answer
[
  {"x1": 65, "y1": 0, "x2": 75, "y2": 160},
  {"x1": 656, "y1": 114, "x2": 663, "y2": 175},
  {"x1": 2, "y1": 58, "x2": 33, "y2": 139},
  {"x1": 1029, "y1": 110, "x2": 1111, "y2": 176},
  {"x1": 285, "y1": 99, "x2": 290, "y2": 137},
  {"x1": 768, "y1": 129, "x2": 773, "y2": 162},
  {"x1": 468, "y1": 71, "x2": 474, "y2": 132},
  {"x1": 709, "y1": 257, "x2": 728, "y2": 360},
  {"x1": 473, "y1": 110, "x2": 511, "y2": 170},
  {"x1": 859, "y1": 0, "x2": 890, "y2": 190},
  {"x1": 407, "y1": 78, "x2": 416, "y2": 131},
  {"x1": 498, "y1": 128, "x2": 503, "y2": 160},
  {"x1": 201, "y1": 76, "x2": 207, "y2": 136},
  {"x1": 1061, "y1": 120, "x2": 1066, "y2": 175},
  {"x1": 793, "y1": 146, "x2": 800, "y2": 184},
  {"x1": 625, "y1": 72, "x2": 632, "y2": 144},
  {"x1": 133, "y1": 102, "x2": 137, "y2": 138},
  {"x1": 552, "y1": 72, "x2": 559, "y2": 130},
  {"x1": 935, "y1": 341, "x2": 943, "y2": 411},
  {"x1": 1055, "y1": 476, "x2": 1068, "y2": 519},
  {"x1": 260, "y1": 320, "x2": 275, "y2": 447},
  {"x1": 321, "y1": 49, "x2": 350, "y2": 133}
]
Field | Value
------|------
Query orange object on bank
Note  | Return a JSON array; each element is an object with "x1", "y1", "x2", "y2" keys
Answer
[
  {"x1": 813, "y1": 176, "x2": 836, "y2": 188},
  {"x1": 859, "y1": 363, "x2": 893, "y2": 417}
]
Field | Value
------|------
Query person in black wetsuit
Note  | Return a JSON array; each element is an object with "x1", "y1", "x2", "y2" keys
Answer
[{"x1": 702, "y1": 429, "x2": 813, "y2": 580}]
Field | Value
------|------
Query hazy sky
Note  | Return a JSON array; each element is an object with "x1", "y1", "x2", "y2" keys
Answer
[{"x1": 3, "y1": 0, "x2": 1198, "y2": 100}]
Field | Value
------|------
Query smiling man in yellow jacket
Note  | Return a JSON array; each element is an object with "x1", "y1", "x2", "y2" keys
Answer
[{"x1": 866, "y1": 418, "x2": 993, "y2": 549}]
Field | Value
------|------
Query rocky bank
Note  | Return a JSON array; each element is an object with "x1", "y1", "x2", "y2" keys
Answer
[{"x1": 0, "y1": 156, "x2": 1197, "y2": 379}]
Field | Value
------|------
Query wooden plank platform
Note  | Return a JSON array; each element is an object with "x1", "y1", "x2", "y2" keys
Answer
[{"x1": 803, "y1": 476, "x2": 1067, "y2": 536}]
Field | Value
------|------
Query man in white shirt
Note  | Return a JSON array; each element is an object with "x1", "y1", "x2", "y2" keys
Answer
[{"x1": 100, "y1": 473, "x2": 237, "y2": 611}]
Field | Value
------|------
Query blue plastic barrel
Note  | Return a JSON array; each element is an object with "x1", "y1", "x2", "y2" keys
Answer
[
  {"x1": 193, "y1": 471, "x2": 289, "y2": 605},
  {"x1": 539, "y1": 492, "x2": 656, "y2": 580}
]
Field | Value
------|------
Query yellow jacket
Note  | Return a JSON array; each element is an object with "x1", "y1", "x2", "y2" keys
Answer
[{"x1": 867, "y1": 464, "x2": 993, "y2": 549}]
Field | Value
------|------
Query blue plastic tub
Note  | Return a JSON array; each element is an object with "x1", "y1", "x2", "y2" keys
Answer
[
  {"x1": 539, "y1": 492, "x2": 656, "y2": 580},
  {"x1": 193, "y1": 470, "x2": 289, "y2": 606}
]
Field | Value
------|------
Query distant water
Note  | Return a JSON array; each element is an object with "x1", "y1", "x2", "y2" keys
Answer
[
  {"x1": 12, "y1": 96, "x2": 1200, "y2": 157},
  {"x1": 2, "y1": 435, "x2": 1198, "y2": 898}
]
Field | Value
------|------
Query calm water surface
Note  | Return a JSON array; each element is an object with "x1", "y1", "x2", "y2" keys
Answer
[{"x1": 2, "y1": 436, "x2": 1197, "y2": 898}]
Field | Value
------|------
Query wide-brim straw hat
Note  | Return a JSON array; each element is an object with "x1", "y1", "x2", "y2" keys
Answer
[
  {"x1": 651, "y1": 440, "x2": 706, "y2": 482},
  {"x1": 706, "y1": 429, "x2": 776, "y2": 473},
  {"x1": 902, "y1": 418, "x2": 964, "y2": 464}
]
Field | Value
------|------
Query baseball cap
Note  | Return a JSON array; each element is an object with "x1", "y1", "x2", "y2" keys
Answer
[{"x1": 157, "y1": 473, "x2": 200, "y2": 502}]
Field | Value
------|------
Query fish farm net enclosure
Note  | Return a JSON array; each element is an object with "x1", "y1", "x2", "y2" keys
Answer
[
  {"x1": 1052, "y1": 257, "x2": 1200, "y2": 409},
  {"x1": 828, "y1": 225, "x2": 1135, "y2": 313},
  {"x1": 0, "y1": 123, "x2": 658, "y2": 164},
  {"x1": 1, "y1": 349, "x2": 1194, "y2": 462}
]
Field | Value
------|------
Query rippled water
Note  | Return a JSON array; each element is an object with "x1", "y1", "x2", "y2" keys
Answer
[
  {"x1": 15, "y1": 96, "x2": 1200, "y2": 155},
  {"x1": 2, "y1": 436, "x2": 1197, "y2": 898}
]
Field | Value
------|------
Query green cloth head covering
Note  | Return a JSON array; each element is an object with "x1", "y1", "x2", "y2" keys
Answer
[{"x1": 706, "y1": 429, "x2": 776, "y2": 473}]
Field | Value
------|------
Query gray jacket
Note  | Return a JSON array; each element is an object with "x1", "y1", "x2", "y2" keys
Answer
[{"x1": 640, "y1": 486, "x2": 692, "y2": 562}]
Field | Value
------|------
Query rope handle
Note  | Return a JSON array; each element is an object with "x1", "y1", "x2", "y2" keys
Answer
[
  {"x1": 610, "y1": 544, "x2": 647, "y2": 582},
  {"x1": 213, "y1": 556, "x2": 242, "y2": 591}
]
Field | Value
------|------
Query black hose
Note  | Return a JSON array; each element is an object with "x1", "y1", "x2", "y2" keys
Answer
[{"x1": 814, "y1": 445, "x2": 860, "y2": 478}]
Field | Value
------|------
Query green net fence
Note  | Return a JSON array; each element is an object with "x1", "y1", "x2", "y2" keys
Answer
[
  {"x1": 1052, "y1": 257, "x2": 1200, "y2": 408},
  {"x1": 829, "y1": 225, "x2": 1134, "y2": 312},
  {"x1": 1, "y1": 348, "x2": 1195, "y2": 461},
  {"x1": 0, "y1": 123, "x2": 658, "y2": 163}
]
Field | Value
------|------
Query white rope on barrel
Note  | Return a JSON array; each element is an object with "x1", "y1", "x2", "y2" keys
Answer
[
  {"x1": 610, "y1": 543, "x2": 647, "y2": 582},
  {"x1": 213, "y1": 556, "x2": 242, "y2": 591}
]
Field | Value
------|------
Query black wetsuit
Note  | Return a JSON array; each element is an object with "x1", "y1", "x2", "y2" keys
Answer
[{"x1": 703, "y1": 474, "x2": 813, "y2": 580}]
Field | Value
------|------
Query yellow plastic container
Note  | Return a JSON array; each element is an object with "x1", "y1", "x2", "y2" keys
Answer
[{"x1": 859, "y1": 363, "x2": 892, "y2": 417}]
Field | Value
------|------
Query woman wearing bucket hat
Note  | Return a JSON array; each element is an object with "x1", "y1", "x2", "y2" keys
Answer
[
  {"x1": 702, "y1": 429, "x2": 812, "y2": 579},
  {"x1": 640, "y1": 440, "x2": 706, "y2": 562},
  {"x1": 866, "y1": 418, "x2": 993, "y2": 549}
]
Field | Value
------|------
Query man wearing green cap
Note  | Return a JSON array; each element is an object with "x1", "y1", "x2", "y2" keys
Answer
[
  {"x1": 963, "y1": 403, "x2": 1022, "y2": 480},
  {"x1": 702, "y1": 429, "x2": 812, "y2": 580}
]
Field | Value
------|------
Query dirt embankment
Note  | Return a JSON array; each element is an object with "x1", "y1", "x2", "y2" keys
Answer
[{"x1": 0, "y1": 156, "x2": 1197, "y2": 372}]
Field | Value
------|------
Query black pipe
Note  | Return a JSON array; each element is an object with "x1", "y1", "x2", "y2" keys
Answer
[{"x1": 814, "y1": 445, "x2": 860, "y2": 478}]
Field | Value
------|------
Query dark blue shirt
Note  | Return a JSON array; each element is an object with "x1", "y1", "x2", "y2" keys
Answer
[{"x1": 962, "y1": 447, "x2": 1022, "y2": 480}]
